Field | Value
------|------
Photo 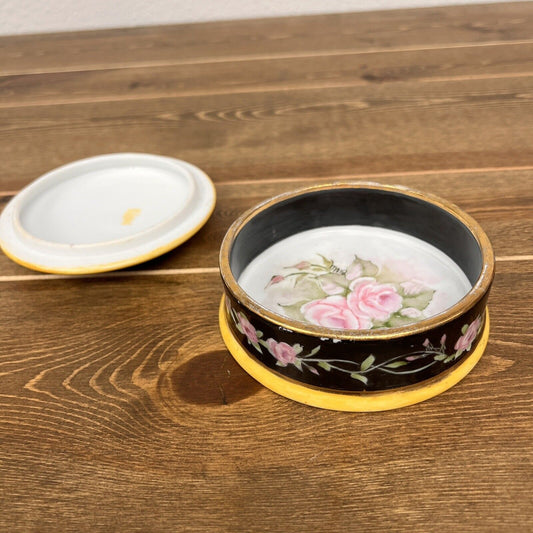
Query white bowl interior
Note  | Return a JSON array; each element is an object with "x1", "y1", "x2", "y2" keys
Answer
[{"x1": 238, "y1": 225, "x2": 472, "y2": 330}]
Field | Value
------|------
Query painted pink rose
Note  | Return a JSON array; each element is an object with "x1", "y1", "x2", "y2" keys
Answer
[
  {"x1": 301, "y1": 296, "x2": 372, "y2": 330},
  {"x1": 348, "y1": 278, "x2": 403, "y2": 321},
  {"x1": 454, "y1": 317, "x2": 481, "y2": 353},
  {"x1": 266, "y1": 339, "x2": 300, "y2": 366},
  {"x1": 237, "y1": 313, "x2": 258, "y2": 344}
]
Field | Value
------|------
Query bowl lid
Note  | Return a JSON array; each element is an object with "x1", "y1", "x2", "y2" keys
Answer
[{"x1": 0, "y1": 153, "x2": 216, "y2": 273}]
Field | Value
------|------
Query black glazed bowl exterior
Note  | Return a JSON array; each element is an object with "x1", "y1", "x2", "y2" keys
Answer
[{"x1": 219, "y1": 183, "x2": 494, "y2": 401}]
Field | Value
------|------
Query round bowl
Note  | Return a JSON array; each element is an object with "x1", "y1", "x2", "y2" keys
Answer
[{"x1": 219, "y1": 182, "x2": 494, "y2": 411}]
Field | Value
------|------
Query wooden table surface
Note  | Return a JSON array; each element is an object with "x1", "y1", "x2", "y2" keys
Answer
[{"x1": 1, "y1": 2, "x2": 532, "y2": 531}]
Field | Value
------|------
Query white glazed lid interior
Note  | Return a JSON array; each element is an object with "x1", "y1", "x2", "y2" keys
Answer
[
  {"x1": 0, "y1": 153, "x2": 216, "y2": 273},
  {"x1": 13, "y1": 154, "x2": 195, "y2": 252}
]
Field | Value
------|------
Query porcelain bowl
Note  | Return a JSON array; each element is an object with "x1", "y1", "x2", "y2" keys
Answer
[{"x1": 219, "y1": 183, "x2": 494, "y2": 411}]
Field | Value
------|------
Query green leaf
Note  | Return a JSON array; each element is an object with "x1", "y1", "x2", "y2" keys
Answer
[
  {"x1": 386, "y1": 314, "x2": 417, "y2": 328},
  {"x1": 309, "y1": 346, "x2": 321, "y2": 356},
  {"x1": 461, "y1": 324, "x2": 469, "y2": 334},
  {"x1": 402, "y1": 290, "x2": 435, "y2": 311},
  {"x1": 433, "y1": 354, "x2": 447, "y2": 361},
  {"x1": 384, "y1": 360, "x2": 408, "y2": 368},
  {"x1": 278, "y1": 301, "x2": 308, "y2": 321},
  {"x1": 251, "y1": 342, "x2": 262, "y2": 354},
  {"x1": 293, "y1": 359, "x2": 303, "y2": 372},
  {"x1": 359, "y1": 259, "x2": 379, "y2": 277},
  {"x1": 375, "y1": 266, "x2": 401, "y2": 284},
  {"x1": 350, "y1": 373, "x2": 368, "y2": 385},
  {"x1": 360, "y1": 355, "x2": 375, "y2": 372},
  {"x1": 318, "y1": 361, "x2": 331, "y2": 371},
  {"x1": 285, "y1": 277, "x2": 329, "y2": 303},
  {"x1": 444, "y1": 355, "x2": 455, "y2": 363},
  {"x1": 317, "y1": 254, "x2": 333, "y2": 269},
  {"x1": 318, "y1": 272, "x2": 350, "y2": 290},
  {"x1": 293, "y1": 273, "x2": 310, "y2": 286}
]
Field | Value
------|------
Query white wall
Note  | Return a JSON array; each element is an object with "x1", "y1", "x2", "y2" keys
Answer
[{"x1": 0, "y1": 0, "x2": 519, "y2": 36}]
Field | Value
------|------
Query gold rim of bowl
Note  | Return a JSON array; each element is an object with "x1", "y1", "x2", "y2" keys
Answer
[{"x1": 219, "y1": 182, "x2": 494, "y2": 341}]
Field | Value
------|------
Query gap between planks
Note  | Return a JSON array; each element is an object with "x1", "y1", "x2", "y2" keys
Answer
[
  {"x1": 3, "y1": 38, "x2": 533, "y2": 77},
  {"x1": 0, "y1": 267, "x2": 221, "y2": 282},
  {"x1": 1, "y1": 165, "x2": 533, "y2": 199},
  {"x1": 217, "y1": 165, "x2": 533, "y2": 187},
  {"x1": 2, "y1": 71, "x2": 533, "y2": 109},
  {"x1": 0, "y1": 256, "x2": 530, "y2": 282}
]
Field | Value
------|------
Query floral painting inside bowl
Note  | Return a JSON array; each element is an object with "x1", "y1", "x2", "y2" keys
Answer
[{"x1": 238, "y1": 225, "x2": 472, "y2": 332}]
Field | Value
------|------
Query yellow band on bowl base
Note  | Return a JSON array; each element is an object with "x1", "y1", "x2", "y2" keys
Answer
[{"x1": 219, "y1": 296, "x2": 490, "y2": 411}]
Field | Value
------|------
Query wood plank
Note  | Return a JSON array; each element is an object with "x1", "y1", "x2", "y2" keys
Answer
[
  {"x1": 0, "y1": 170, "x2": 531, "y2": 277},
  {"x1": 2, "y1": 42, "x2": 533, "y2": 107},
  {"x1": 0, "y1": 76, "x2": 533, "y2": 191},
  {"x1": 1, "y1": 3, "x2": 532, "y2": 75},
  {"x1": 0, "y1": 261, "x2": 530, "y2": 532},
  {"x1": 0, "y1": 4, "x2": 531, "y2": 532}
]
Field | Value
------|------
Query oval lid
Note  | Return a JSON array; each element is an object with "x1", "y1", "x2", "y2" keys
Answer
[{"x1": 0, "y1": 153, "x2": 216, "y2": 274}]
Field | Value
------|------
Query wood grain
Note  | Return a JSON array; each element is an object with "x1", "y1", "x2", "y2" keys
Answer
[
  {"x1": 1, "y1": 76, "x2": 533, "y2": 191},
  {"x1": 1, "y1": 2, "x2": 532, "y2": 74},
  {"x1": 2, "y1": 42, "x2": 533, "y2": 108},
  {"x1": 0, "y1": 263, "x2": 531, "y2": 532},
  {"x1": 0, "y1": 3, "x2": 532, "y2": 532}
]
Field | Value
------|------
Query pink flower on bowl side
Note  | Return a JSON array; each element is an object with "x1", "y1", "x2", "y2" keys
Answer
[
  {"x1": 347, "y1": 278, "x2": 402, "y2": 322},
  {"x1": 237, "y1": 312, "x2": 259, "y2": 344},
  {"x1": 301, "y1": 295, "x2": 372, "y2": 330},
  {"x1": 266, "y1": 339, "x2": 302, "y2": 366},
  {"x1": 454, "y1": 316, "x2": 482, "y2": 353}
]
